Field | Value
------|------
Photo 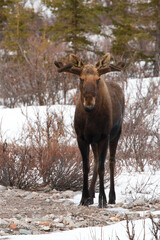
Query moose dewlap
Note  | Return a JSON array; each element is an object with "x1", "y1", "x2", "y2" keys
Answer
[{"x1": 55, "y1": 54, "x2": 125, "y2": 208}]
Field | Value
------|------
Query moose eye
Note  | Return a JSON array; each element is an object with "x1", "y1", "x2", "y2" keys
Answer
[
  {"x1": 97, "y1": 78, "x2": 100, "y2": 84},
  {"x1": 80, "y1": 78, "x2": 84, "y2": 84}
]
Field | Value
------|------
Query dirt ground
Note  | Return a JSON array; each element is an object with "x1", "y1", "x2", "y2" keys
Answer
[{"x1": 0, "y1": 185, "x2": 160, "y2": 236}]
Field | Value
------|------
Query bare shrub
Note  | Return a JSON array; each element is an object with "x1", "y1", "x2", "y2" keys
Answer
[
  {"x1": 149, "y1": 214, "x2": 160, "y2": 240},
  {"x1": 0, "y1": 38, "x2": 78, "y2": 107},
  {"x1": 42, "y1": 143, "x2": 83, "y2": 191},
  {"x1": 0, "y1": 139, "x2": 39, "y2": 189},
  {"x1": 118, "y1": 78, "x2": 160, "y2": 172},
  {"x1": 0, "y1": 107, "x2": 83, "y2": 191}
]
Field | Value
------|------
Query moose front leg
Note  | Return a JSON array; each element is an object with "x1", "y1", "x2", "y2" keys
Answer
[
  {"x1": 98, "y1": 137, "x2": 109, "y2": 208},
  {"x1": 89, "y1": 143, "x2": 99, "y2": 205},
  {"x1": 77, "y1": 137, "x2": 90, "y2": 206}
]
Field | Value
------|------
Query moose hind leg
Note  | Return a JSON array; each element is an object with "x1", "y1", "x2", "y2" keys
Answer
[
  {"x1": 98, "y1": 137, "x2": 108, "y2": 208},
  {"x1": 109, "y1": 132, "x2": 121, "y2": 204}
]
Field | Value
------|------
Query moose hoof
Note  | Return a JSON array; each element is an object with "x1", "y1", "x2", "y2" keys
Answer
[
  {"x1": 98, "y1": 195, "x2": 107, "y2": 208},
  {"x1": 80, "y1": 198, "x2": 91, "y2": 207},
  {"x1": 88, "y1": 198, "x2": 94, "y2": 205},
  {"x1": 108, "y1": 199, "x2": 115, "y2": 204},
  {"x1": 98, "y1": 199, "x2": 107, "y2": 208},
  {"x1": 98, "y1": 202, "x2": 107, "y2": 208}
]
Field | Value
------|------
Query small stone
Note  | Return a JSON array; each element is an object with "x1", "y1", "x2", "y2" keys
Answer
[
  {"x1": 19, "y1": 229, "x2": 32, "y2": 235},
  {"x1": 16, "y1": 215, "x2": 22, "y2": 220},
  {"x1": 63, "y1": 217, "x2": 75, "y2": 227},
  {"x1": 62, "y1": 190, "x2": 74, "y2": 199},
  {"x1": 0, "y1": 185, "x2": 7, "y2": 192},
  {"x1": 0, "y1": 218, "x2": 8, "y2": 225},
  {"x1": 54, "y1": 223, "x2": 65, "y2": 228},
  {"x1": 24, "y1": 193, "x2": 35, "y2": 200},
  {"x1": 39, "y1": 222, "x2": 52, "y2": 227},
  {"x1": 132, "y1": 198, "x2": 146, "y2": 206},
  {"x1": 74, "y1": 221, "x2": 88, "y2": 228},
  {"x1": 54, "y1": 217, "x2": 63, "y2": 223},
  {"x1": 104, "y1": 213, "x2": 109, "y2": 216},
  {"x1": 40, "y1": 226, "x2": 50, "y2": 231},
  {"x1": 125, "y1": 212, "x2": 140, "y2": 220},
  {"x1": 10, "y1": 224, "x2": 17, "y2": 230},
  {"x1": 45, "y1": 199, "x2": 51, "y2": 203},
  {"x1": 109, "y1": 217, "x2": 120, "y2": 222},
  {"x1": 114, "y1": 202, "x2": 123, "y2": 208}
]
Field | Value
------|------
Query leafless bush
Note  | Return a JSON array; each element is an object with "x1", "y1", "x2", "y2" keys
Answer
[
  {"x1": 0, "y1": 37, "x2": 77, "y2": 108},
  {"x1": 0, "y1": 107, "x2": 82, "y2": 190},
  {"x1": 125, "y1": 215, "x2": 135, "y2": 240},
  {"x1": 0, "y1": 139, "x2": 39, "y2": 189},
  {"x1": 149, "y1": 214, "x2": 160, "y2": 240},
  {"x1": 118, "y1": 78, "x2": 160, "y2": 172}
]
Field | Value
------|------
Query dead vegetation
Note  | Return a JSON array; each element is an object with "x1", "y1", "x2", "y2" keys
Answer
[{"x1": 0, "y1": 76, "x2": 159, "y2": 191}]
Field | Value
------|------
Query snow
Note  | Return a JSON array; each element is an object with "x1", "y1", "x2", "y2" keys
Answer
[
  {"x1": 0, "y1": 76, "x2": 160, "y2": 239},
  {"x1": 0, "y1": 105, "x2": 75, "y2": 143},
  {"x1": 0, "y1": 217, "x2": 159, "y2": 239}
]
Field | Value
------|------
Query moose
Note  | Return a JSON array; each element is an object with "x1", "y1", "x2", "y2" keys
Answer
[{"x1": 55, "y1": 54, "x2": 125, "y2": 208}]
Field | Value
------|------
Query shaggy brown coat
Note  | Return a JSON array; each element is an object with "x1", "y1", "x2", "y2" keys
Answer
[{"x1": 55, "y1": 54, "x2": 125, "y2": 208}]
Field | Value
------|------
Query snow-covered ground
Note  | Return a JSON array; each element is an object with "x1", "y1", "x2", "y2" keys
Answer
[
  {"x1": 0, "y1": 76, "x2": 160, "y2": 239},
  {"x1": 0, "y1": 217, "x2": 159, "y2": 240}
]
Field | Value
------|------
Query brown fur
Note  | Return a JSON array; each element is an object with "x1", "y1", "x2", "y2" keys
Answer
[{"x1": 55, "y1": 54, "x2": 125, "y2": 208}]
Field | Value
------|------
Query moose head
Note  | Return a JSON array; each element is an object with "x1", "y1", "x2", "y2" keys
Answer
[{"x1": 55, "y1": 54, "x2": 124, "y2": 112}]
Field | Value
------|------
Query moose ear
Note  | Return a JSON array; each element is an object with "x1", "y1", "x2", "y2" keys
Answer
[
  {"x1": 96, "y1": 53, "x2": 110, "y2": 69},
  {"x1": 70, "y1": 54, "x2": 84, "y2": 68}
]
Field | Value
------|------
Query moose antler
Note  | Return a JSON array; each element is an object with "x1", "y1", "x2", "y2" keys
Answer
[
  {"x1": 96, "y1": 54, "x2": 125, "y2": 76},
  {"x1": 55, "y1": 54, "x2": 125, "y2": 76},
  {"x1": 97, "y1": 63, "x2": 125, "y2": 76},
  {"x1": 54, "y1": 61, "x2": 82, "y2": 75}
]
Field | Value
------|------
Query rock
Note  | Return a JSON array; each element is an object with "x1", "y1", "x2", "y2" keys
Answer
[
  {"x1": 54, "y1": 223, "x2": 65, "y2": 228},
  {"x1": 0, "y1": 218, "x2": 8, "y2": 226},
  {"x1": 109, "y1": 217, "x2": 120, "y2": 222},
  {"x1": 114, "y1": 202, "x2": 124, "y2": 208},
  {"x1": 63, "y1": 217, "x2": 75, "y2": 228},
  {"x1": 104, "y1": 213, "x2": 109, "y2": 216},
  {"x1": 125, "y1": 212, "x2": 140, "y2": 220},
  {"x1": 10, "y1": 224, "x2": 17, "y2": 230},
  {"x1": 24, "y1": 193, "x2": 36, "y2": 200},
  {"x1": 53, "y1": 217, "x2": 63, "y2": 223},
  {"x1": 74, "y1": 221, "x2": 88, "y2": 228},
  {"x1": 52, "y1": 193, "x2": 61, "y2": 199},
  {"x1": 132, "y1": 198, "x2": 146, "y2": 207},
  {"x1": 62, "y1": 190, "x2": 75, "y2": 199},
  {"x1": 0, "y1": 185, "x2": 7, "y2": 192},
  {"x1": 40, "y1": 226, "x2": 51, "y2": 231},
  {"x1": 16, "y1": 215, "x2": 22, "y2": 220},
  {"x1": 39, "y1": 222, "x2": 52, "y2": 227},
  {"x1": 19, "y1": 229, "x2": 32, "y2": 235},
  {"x1": 62, "y1": 200, "x2": 74, "y2": 206}
]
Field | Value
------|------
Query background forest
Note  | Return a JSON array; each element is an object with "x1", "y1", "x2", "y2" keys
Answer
[{"x1": 0, "y1": 0, "x2": 159, "y2": 107}]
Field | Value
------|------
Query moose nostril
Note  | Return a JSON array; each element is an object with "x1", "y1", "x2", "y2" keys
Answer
[{"x1": 84, "y1": 97, "x2": 95, "y2": 108}]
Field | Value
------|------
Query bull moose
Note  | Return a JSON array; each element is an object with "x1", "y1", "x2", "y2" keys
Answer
[{"x1": 54, "y1": 54, "x2": 125, "y2": 208}]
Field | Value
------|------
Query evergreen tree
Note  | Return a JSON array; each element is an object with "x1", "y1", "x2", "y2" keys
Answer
[
  {"x1": 106, "y1": 0, "x2": 160, "y2": 76},
  {"x1": 2, "y1": 0, "x2": 41, "y2": 55},
  {"x1": 0, "y1": 1, "x2": 14, "y2": 41},
  {"x1": 137, "y1": 0, "x2": 160, "y2": 76},
  {"x1": 42, "y1": 0, "x2": 104, "y2": 54}
]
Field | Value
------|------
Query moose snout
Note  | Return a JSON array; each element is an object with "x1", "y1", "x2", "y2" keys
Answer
[{"x1": 83, "y1": 95, "x2": 95, "y2": 112}]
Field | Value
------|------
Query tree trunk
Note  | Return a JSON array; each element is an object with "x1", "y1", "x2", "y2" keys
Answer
[{"x1": 154, "y1": 2, "x2": 160, "y2": 76}]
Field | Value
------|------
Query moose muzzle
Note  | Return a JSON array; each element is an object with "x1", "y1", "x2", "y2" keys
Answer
[{"x1": 83, "y1": 95, "x2": 96, "y2": 112}]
